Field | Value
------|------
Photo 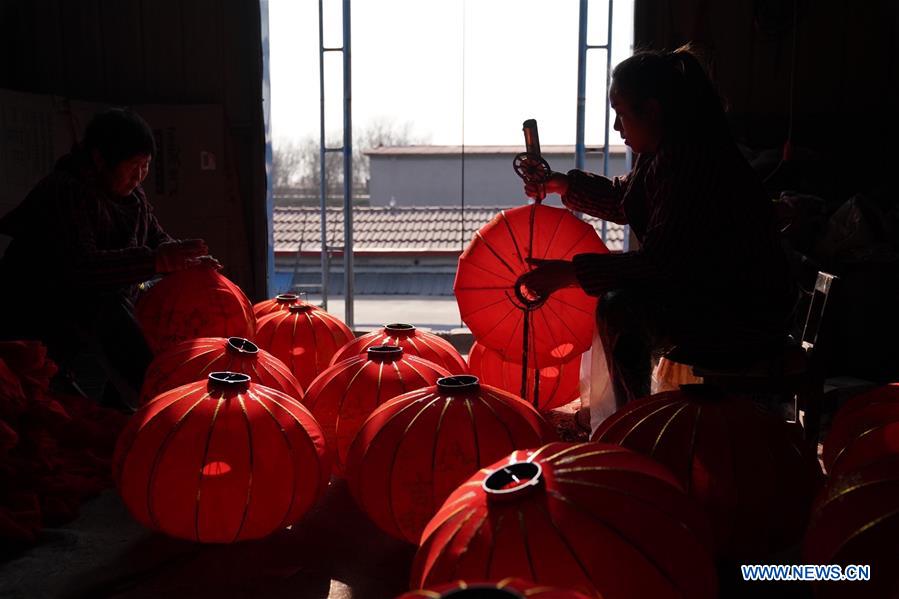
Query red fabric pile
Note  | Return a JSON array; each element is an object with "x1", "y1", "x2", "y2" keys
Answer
[{"x1": 0, "y1": 341, "x2": 127, "y2": 548}]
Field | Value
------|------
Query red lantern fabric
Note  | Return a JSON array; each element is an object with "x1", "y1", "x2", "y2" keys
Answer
[
  {"x1": 592, "y1": 386, "x2": 822, "y2": 560},
  {"x1": 330, "y1": 323, "x2": 468, "y2": 374},
  {"x1": 254, "y1": 303, "x2": 355, "y2": 390},
  {"x1": 803, "y1": 456, "x2": 899, "y2": 599},
  {"x1": 306, "y1": 346, "x2": 449, "y2": 475},
  {"x1": 140, "y1": 337, "x2": 304, "y2": 405},
  {"x1": 399, "y1": 578, "x2": 592, "y2": 599},
  {"x1": 135, "y1": 267, "x2": 255, "y2": 354},
  {"x1": 822, "y1": 383, "x2": 899, "y2": 475},
  {"x1": 454, "y1": 204, "x2": 607, "y2": 366},
  {"x1": 114, "y1": 372, "x2": 329, "y2": 543},
  {"x1": 412, "y1": 442, "x2": 717, "y2": 599},
  {"x1": 252, "y1": 293, "x2": 314, "y2": 319},
  {"x1": 467, "y1": 341, "x2": 581, "y2": 412},
  {"x1": 346, "y1": 375, "x2": 554, "y2": 543},
  {"x1": 0, "y1": 341, "x2": 127, "y2": 547}
]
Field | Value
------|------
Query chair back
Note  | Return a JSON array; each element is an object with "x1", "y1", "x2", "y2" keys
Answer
[{"x1": 800, "y1": 271, "x2": 836, "y2": 354}]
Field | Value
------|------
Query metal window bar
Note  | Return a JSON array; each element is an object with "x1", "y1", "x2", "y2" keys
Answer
[
  {"x1": 318, "y1": 0, "x2": 354, "y2": 327},
  {"x1": 575, "y1": 0, "x2": 620, "y2": 247}
]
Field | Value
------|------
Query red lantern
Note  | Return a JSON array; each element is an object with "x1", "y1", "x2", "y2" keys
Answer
[
  {"x1": 346, "y1": 375, "x2": 554, "y2": 543},
  {"x1": 135, "y1": 267, "x2": 255, "y2": 354},
  {"x1": 330, "y1": 323, "x2": 468, "y2": 374},
  {"x1": 454, "y1": 204, "x2": 606, "y2": 366},
  {"x1": 412, "y1": 442, "x2": 717, "y2": 599},
  {"x1": 140, "y1": 337, "x2": 304, "y2": 406},
  {"x1": 803, "y1": 456, "x2": 899, "y2": 599},
  {"x1": 592, "y1": 386, "x2": 822, "y2": 560},
  {"x1": 254, "y1": 303, "x2": 355, "y2": 390},
  {"x1": 306, "y1": 346, "x2": 449, "y2": 475},
  {"x1": 114, "y1": 372, "x2": 329, "y2": 543},
  {"x1": 252, "y1": 293, "x2": 306, "y2": 319},
  {"x1": 399, "y1": 578, "x2": 592, "y2": 599},
  {"x1": 467, "y1": 341, "x2": 581, "y2": 412},
  {"x1": 822, "y1": 383, "x2": 899, "y2": 475}
]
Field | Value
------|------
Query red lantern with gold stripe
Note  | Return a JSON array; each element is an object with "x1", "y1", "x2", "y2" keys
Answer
[
  {"x1": 140, "y1": 337, "x2": 304, "y2": 405},
  {"x1": 330, "y1": 323, "x2": 468, "y2": 374},
  {"x1": 822, "y1": 383, "x2": 899, "y2": 475},
  {"x1": 254, "y1": 303, "x2": 355, "y2": 390},
  {"x1": 398, "y1": 578, "x2": 592, "y2": 599},
  {"x1": 346, "y1": 375, "x2": 553, "y2": 543},
  {"x1": 467, "y1": 341, "x2": 581, "y2": 412},
  {"x1": 252, "y1": 293, "x2": 307, "y2": 319},
  {"x1": 454, "y1": 204, "x2": 606, "y2": 367},
  {"x1": 306, "y1": 346, "x2": 449, "y2": 475},
  {"x1": 135, "y1": 267, "x2": 255, "y2": 354},
  {"x1": 803, "y1": 456, "x2": 899, "y2": 599},
  {"x1": 114, "y1": 372, "x2": 329, "y2": 543},
  {"x1": 412, "y1": 442, "x2": 716, "y2": 599},
  {"x1": 591, "y1": 385, "x2": 822, "y2": 560}
]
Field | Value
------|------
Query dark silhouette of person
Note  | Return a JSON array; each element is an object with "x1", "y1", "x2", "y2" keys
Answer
[
  {"x1": 0, "y1": 108, "x2": 219, "y2": 408},
  {"x1": 520, "y1": 46, "x2": 796, "y2": 408}
]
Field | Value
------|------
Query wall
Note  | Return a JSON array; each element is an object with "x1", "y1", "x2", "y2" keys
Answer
[
  {"x1": 0, "y1": 0, "x2": 268, "y2": 298},
  {"x1": 634, "y1": 0, "x2": 898, "y2": 197}
]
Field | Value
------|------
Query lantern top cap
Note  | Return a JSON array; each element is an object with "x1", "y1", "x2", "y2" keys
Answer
[
  {"x1": 437, "y1": 375, "x2": 480, "y2": 393},
  {"x1": 366, "y1": 345, "x2": 403, "y2": 361},
  {"x1": 482, "y1": 461, "x2": 543, "y2": 501},
  {"x1": 275, "y1": 293, "x2": 298, "y2": 303},
  {"x1": 208, "y1": 371, "x2": 251, "y2": 389},
  {"x1": 226, "y1": 337, "x2": 259, "y2": 355},
  {"x1": 384, "y1": 323, "x2": 415, "y2": 334},
  {"x1": 288, "y1": 303, "x2": 315, "y2": 313}
]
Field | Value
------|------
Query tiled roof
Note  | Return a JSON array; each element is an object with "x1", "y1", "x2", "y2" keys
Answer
[{"x1": 273, "y1": 206, "x2": 625, "y2": 254}]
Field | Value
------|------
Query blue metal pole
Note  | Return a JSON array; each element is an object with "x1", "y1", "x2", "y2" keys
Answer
[
  {"x1": 318, "y1": 0, "x2": 329, "y2": 310},
  {"x1": 342, "y1": 0, "x2": 354, "y2": 329},
  {"x1": 575, "y1": 0, "x2": 588, "y2": 171}
]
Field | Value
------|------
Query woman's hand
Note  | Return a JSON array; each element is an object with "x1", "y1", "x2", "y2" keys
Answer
[
  {"x1": 186, "y1": 255, "x2": 223, "y2": 270},
  {"x1": 154, "y1": 239, "x2": 209, "y2": 273},
  {"x1": 524, "y1": 172, "x2": 570, "y2": 201},
  {"x1": 516, "y1": 258, "x2": 579, "y2": 300}
]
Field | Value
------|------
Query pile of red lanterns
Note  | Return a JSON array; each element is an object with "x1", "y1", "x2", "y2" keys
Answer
[
  {"x1": 117, "y1": 266, "x2": 726, "y2": 598},
  {"x1": 804, "y1": 383, "x2": 899, "y2": 598},
  {"x1": 60, "y1": 230, "x2": 893, "y2": 599}
]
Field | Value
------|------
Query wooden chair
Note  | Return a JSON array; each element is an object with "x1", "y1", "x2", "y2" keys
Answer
[{"x1": 691, "y1": 271, "x2": 837, "y2": 444}]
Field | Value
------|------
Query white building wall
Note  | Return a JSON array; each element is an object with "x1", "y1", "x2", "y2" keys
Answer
[{"x1": 369, "y1": 151, "x2": 628, "y2": 208}]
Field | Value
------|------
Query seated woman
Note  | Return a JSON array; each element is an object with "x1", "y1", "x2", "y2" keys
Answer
[
  {"x1": 520, "y1": 46, "x2": 797, "y2": 408},
  {"x1": 0, "y1": 108, "x2": 218, "y2": 408}
]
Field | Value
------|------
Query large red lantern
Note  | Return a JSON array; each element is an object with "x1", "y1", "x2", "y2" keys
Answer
[
  {"x1": 592, "y1": 386, "x2": 822, "y2": 560},
  {"x1": 822, "y1": 383, "x2": 899, "y2": 475},
  {"x1": 399, "y1": 578, "x2": 592, "y2": 599},
  {"x1": 252, "y1": 293, "x2": 306, "y2": 319},
  {"x1": 803, "y1": 456, "x2": 899, "y2": 599},
  {"x1": 135, "y1": 267, "x2": 255, "y2": 354},
  {"x1": 412, "y1": 442, "x2": 717, "y2": 599},
  {"x1": 346, "y1": 375, "x2": 553, "y2": 543},
  {"x1": 330, "y1": 323, "x2": 468, "y2": 374},
  {"x1": 467, "y1": 341, "x2": 581, "y2": 412},
  {"x1": 114, "y1": 372, "x2": 329, "y2": 543},
  {"x1": 306, "y1": 346, "x2": 449, "y2": 475},
  {"x1": 140, "y1": 337, "x2": 304, "y2": 405},
  {"x1": 254, "y1": 303, "x2": 355, "y2": 390},
  {"x1": 454, "y1": 203, "x2": 606, "y2": 367}
]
